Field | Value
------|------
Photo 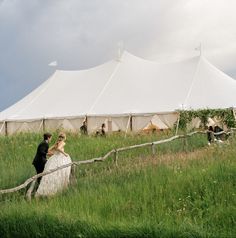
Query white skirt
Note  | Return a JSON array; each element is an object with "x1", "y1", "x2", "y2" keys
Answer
[{"x1": 35, "y1": 153, "x2": 72, "y2": 197}]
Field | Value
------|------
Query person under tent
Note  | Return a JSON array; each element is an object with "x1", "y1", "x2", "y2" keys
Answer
[
  {"x1": 96, "y1": 123, "x2": 106, "y2": 137},
  {"x1": 80, "y1": 121, "x2": 88, "y2": 135},
  {"x1": 207, "y1": 126, "x2": 215, "y2": 145},
  {"x1": 214, "y1": 125, "x2": 223, "y2": 141}
]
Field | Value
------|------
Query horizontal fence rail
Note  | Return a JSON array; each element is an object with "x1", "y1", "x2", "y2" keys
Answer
[{"x1": 0, "y1": 129, "x2": 235, "y2": 197}]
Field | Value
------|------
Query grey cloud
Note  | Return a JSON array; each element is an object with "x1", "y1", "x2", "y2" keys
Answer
[{"x1": 0, "y1": 0, "x2": 236, "y2": 111}]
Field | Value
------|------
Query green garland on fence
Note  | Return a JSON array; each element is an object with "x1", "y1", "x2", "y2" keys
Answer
[{"x1": 178, "y1": 108, "x2": 236, "y2": 130}]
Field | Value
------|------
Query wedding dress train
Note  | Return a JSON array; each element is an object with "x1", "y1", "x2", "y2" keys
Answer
[{"x1": 35, "y1": 152, "x2": 72, "y2": 197}]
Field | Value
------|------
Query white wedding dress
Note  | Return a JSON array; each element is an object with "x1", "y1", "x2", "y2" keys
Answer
[{"x1": 35, "y1": 151, "x2": 72, "y2": 197}]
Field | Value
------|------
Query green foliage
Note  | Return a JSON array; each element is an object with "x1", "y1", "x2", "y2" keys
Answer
[{"x1": 178, "y1": 108, "x2": 236, "y2": 130}]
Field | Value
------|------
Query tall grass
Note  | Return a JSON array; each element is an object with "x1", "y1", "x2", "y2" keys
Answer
[
  {"x1": 0, "y1": 131, "x2": 205, "y2": 189},
  {"x1": 0, "y1": 132, "x2": 235, "y2": 237}
]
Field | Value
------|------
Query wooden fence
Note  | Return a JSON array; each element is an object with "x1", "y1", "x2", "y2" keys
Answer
[{"x1": 0, "y1": 129, "x2": 234, "y2": 201}]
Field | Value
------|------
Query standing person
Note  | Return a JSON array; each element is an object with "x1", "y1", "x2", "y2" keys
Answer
[
  {"x1": 35, "y1": 132, "x2": 72, "y2": 197},
  {"x1": 207, "y1": 126, "x2": 215, "y2": 145},
  {"x1": 214, "y1": 125, "x2": 223, "y2": 141},
  {"x1": 101, "y1": 123, "x2": 106, "y2": 136},
  {"x1": 80, "y1": 121, "x2": 88, "y2": 135},
  {"x1": 32, "y1": 132, "x2": 52, "y2": 184},
  {"x1": 95, "y1": 123, "x2": 106, "y2": 137}
]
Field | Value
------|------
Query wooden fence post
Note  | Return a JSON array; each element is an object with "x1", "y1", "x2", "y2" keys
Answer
[
  {"x1": 25, "y1": 180, "x2": 36, "y2": 202},
  {"x1": 151, "y1": 143, "x2": 156, "y2": 157},
  {"x1": 183, "y1": 132, "x2": 188, "y2": 152},
  {"x1": 114, "y1": 150, "x2": 118, "y2": 166},
  {"x1": 70, "y1": 164, "x2": 77, "y2": 185}
]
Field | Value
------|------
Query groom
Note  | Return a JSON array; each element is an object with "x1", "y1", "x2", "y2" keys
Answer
[{"x1": 32, "y1": 132, "x2": 52, "y2": 184}]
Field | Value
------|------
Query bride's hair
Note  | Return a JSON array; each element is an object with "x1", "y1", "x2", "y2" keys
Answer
[
  {"x1": 58, "y1": 132, "x2": 66, "y2": 141},
  {"x1": 54, "y1": 132, "x2": 66, "y2": 149}
]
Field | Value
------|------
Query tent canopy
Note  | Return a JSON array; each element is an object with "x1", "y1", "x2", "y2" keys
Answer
[{"x1": 0, "y1": 51, "x2": 236, "y2": 121}]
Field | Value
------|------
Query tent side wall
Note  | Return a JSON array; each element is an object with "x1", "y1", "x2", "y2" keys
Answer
[{"x1": 0, "y1": 112, "x2": 179, "y2": 135}]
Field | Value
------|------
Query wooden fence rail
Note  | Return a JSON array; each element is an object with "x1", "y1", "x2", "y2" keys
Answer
[{"x1": 0, "y1": 129, "x2": 235, "y2": 198}]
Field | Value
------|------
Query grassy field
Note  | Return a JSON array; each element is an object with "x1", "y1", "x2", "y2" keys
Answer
[{"x1": 0, "y1": 131, "x2": 235, "y2": 237}]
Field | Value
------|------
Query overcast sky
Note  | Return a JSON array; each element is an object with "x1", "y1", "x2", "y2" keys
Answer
[{"x1": 0, "y1": 0, "x2": 236, "y2": 111}]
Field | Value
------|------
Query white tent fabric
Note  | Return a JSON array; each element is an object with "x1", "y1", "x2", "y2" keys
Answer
[
  {"x1": 143, "y1": 115, "x2": 169, "y2": 130},
  {"x1": 150, "y1": 115, "x2": 169, "y2": 129},
  {"x1": 0, "y1": 60, "x2": 118, "y2": 120},
  {"x1": 136, "y1": 113, "x2": 179, "y2": 131},
  {"x1": 86, "y1": 116, "x2": 128, "y2": 134},
  {"x1": 132, "y1": 115, "x2": 154, "y2": 131},
  {"x1": 87, "y1": 116, "x2": 107, "y2": 134},
  {"x1": 44, "y1": 117, "x2": 85, "y2": 132},
  {"x1": 5, "y1": 120, "x2": 43, "y2": 134},
  {"x1": 187, "y1": 117, "x2": 202, "y2": 131},
  {"x1": 156, "y1": 113, "x2": 179, "y2": 128},
  {"x1": 111, "y1": 116, "x2": 131, "y2": 131},
  {"x1": 0, "y1": 51, "x2": 236, "y2": 134}
]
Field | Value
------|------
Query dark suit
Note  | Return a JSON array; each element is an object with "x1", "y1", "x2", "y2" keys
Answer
[{"x1": 32, "y1": 140, "x2": 49, "y2": 183}]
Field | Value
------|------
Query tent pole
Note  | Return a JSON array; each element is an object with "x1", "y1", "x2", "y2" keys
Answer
[
  {"x1": 38, "y1": 119, "x2": 44, "y2": 132},
  {"x1": 42, "y1": 118, "x2": 45, "y2": 132},
  {"x1": 5, "y1": 121, "x2": 8, "y2": 136},
  {"x1": 108, "y1": 117, "x2": 112, "y2": 133},
  {"x1": 125, "y1": 115, "x2": 131, "y2": 137},
  {"x1": 130, "y1": 115, "x2": 133, "y2": 132}
]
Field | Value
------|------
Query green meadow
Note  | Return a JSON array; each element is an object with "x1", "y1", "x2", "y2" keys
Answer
[{"x1": 0, "y1": 131, "x2": 235, "y2": 237}]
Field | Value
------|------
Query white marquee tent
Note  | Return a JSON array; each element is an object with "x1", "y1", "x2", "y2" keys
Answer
[{"x1": 0, "y1": 51, "x2": 236, "y2": 135}]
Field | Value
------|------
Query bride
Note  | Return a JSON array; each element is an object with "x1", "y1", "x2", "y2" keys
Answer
[{"x1": 35, "y1": 132, "x2": 72, "y2": 197}]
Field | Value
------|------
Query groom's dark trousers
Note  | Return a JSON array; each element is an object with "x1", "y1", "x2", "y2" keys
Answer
[{"x1": 32, "y1": 140, "x2": 49, "y2": 184}]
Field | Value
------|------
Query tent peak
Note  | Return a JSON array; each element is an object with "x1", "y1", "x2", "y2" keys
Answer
[{"x1": 121, "y1": 50, "x2": 204, "y2": 65}]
